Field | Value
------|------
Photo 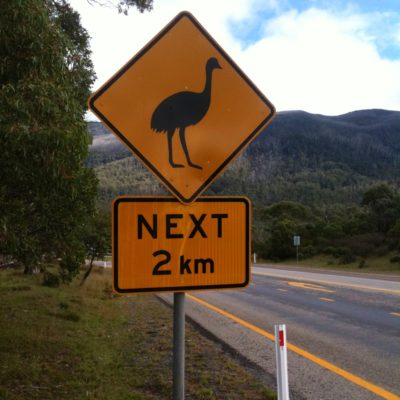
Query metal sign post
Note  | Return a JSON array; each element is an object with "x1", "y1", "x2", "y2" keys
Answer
[
  {"x1": 173, "y1": 292, "x2": 186, "y2": 400},
  {"x1": 88, "y1": 9, "x2": 275, "y2": 400},
  {"x1": 293, "y1": 235, "x2": 300, "y2": 264}
]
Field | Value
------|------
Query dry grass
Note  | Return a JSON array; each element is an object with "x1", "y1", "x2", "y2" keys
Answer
[
  {"x1": 264, "y1": 253, "x2": 400, "y2": 275},
  {"x1": 0, "y1": 267, "x2": 275, "y2": 400}
]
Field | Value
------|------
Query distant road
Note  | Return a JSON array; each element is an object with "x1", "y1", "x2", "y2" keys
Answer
[
  {"x1": 252, "y1": 264, "x2": 400, "y2": 293},
  {"x1": 161, "y1": 266, "x2": 400, "y2": 399},
  {"x1": 88, "y1": 260, "x2": 111, "y2": 268}
]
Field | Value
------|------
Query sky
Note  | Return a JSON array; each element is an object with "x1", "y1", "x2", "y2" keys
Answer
[{"x1": 70, "y1": 0, "x2": 400, "y2": 116}]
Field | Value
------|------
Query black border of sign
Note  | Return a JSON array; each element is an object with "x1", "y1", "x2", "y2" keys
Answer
[
  {"x1": 88, "y1": 11, "x2": 276, "y2": 204},
  {"x1": 113, "y1": 197, "x2": 250, "y2": 294}
]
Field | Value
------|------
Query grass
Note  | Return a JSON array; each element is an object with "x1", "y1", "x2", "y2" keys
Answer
[
  {"x1": 265, "y1": 253, "x2": 400, "y2": 275},
  {"x1": 0, "y1": 266, "x2": 275, "y2": 400}
]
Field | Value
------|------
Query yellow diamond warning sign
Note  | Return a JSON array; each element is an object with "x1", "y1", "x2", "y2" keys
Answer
[
  {"x1": 89, "y1": 11, "x2": 275, "y2": 204},
  {"x1": 113, "y1": 197, "x2": 250, "y2": 294}
]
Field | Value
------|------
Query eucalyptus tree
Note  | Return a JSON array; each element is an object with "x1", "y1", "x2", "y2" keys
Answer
[
  {"x1": 87, "y1": 0, "x2": 153, "y2": 14},
  {"x1": 0, "y1": 0, "x2": 98, "y2": 278}
]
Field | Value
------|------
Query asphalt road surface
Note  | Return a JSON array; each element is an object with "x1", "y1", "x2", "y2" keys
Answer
[{"x1": 159, "y1": 266, "x2": 400, "y2": 399}]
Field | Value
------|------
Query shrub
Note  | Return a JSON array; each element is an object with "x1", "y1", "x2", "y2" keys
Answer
[
  {"x1": 390, "y1": 255, "x2": 400, "y2": 263},
  {"x1": 332, "y1": 247, "x2": 350, "y2": 258},
  {"x1": 339, "y1": 253, "x2": 356, "y2": 264},
  {"x1": 322, "y1": 224, "x2": 344, "y2": 239},
  {"x1": 358, "y1": 259, "x2": 367, "y2": 269},
  {"x1": 336, "y1": 247, "x2": 356, "y2": 264},
  {"x1": 322, "y1": 246, "x2": 335, "y2": 255},
  {"x1": 42, "y1": 272, "x2": 60, "y2": 287},
  {"x1": 302, "y1": 245, "x2": 317, "y2": 258}
]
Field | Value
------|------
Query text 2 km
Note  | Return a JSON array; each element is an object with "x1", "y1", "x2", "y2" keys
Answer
[{"x1": 135, "y1": 213, "x2": 229, "y2": 276}]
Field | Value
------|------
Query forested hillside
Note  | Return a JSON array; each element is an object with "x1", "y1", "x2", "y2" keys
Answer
[
  {"x1": 88, "y1": 109, "x2": 400, "y2": 208},
  {"x1": 88, "y1": 109, "x2": 400, "y2": 265},
  {"x1": 234, "y1": 109, "x2": 400, "y2": 206}
]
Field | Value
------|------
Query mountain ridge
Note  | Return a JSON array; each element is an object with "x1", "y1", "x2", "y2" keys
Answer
[{"x1": 87, "y1": 109, "x2": 400, "y2": 208}]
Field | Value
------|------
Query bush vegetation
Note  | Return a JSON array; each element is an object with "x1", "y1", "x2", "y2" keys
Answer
[
  {"x1": 88, "y1": 114, "x2": 400, "y2": 270},
  {"x1": 253, "y1": 184, "x2": 400, "y2": 265}
]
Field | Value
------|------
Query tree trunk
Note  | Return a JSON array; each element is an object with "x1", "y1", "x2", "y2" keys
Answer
[
  {"x1": 80, "y1": 257, "x2": 94, "y2": 286},
  {"x1": 24, "y1": 265, "x2": 33, "y2": 274},
  {"x1": 24, "y1": 265, "x2": 39, "y2": 274}
]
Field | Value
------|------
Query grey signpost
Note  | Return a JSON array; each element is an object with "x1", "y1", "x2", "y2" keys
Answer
[
  {"x1": 88, "y1": 10, "x2": 275, "y2": 400},
  {"x1": 293, "y1": 235, "x2": 300, "y2": 264},
  {"x1": 173, "y1": 292, "x2": 185, "y2": 400}
]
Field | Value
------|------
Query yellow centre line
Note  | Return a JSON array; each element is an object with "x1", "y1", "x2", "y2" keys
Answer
[
  {"x1": 288, "y1": 281, "x2": 335, "y2": 293},
  {"x1": 319, "y1": 297, "x2": 335, "y2": 302},
  {"x1": 253, "y1": 271, "x2": 400, "y2": 295},
  {"x1": 390, "y1": 312, "x2": 400, "y2": 317},
  {"x1": 187, "y1": 294, "x2": 399, "y2": 400}
]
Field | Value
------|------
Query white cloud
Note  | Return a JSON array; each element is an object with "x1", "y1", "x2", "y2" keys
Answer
[
  {"x1": 71, "y1": 0, "x2": 254, "y2": 87},
  {"x1": 395, "y1": 22, "x2": 400, "y2": 46},
  {"x1": 238, "y1": 8, "x2": 400, "y2": 114},
  {"x1": 71, "y1": 0, "x2": 400, "y2": 115}
]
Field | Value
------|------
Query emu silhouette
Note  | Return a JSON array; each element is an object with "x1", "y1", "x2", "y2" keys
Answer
[{"x1": 151, "y1": 57, "x2": 222, "y2": 169}]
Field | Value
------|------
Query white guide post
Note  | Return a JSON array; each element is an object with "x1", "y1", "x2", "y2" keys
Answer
[{"x1": 275, "y1": 324, "x2": 290, "y2": 400}]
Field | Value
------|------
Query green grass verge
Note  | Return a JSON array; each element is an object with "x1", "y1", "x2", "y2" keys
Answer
[
  {"x1": 259, "y1": 253, "x2": 400, "y2": 275},
  {"x1": 0, "y1": 267, "x2": 275, "y2": 400}
]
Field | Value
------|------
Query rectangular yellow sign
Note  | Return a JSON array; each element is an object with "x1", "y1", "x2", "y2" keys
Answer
[{"x1": 113, "y1": 197, "x2": 250, "y2": 294}]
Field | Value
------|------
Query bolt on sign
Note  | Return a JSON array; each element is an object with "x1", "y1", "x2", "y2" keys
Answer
[
  {"x1": 88, "y1": 11, "x2": 275, "y2": 204},
  {"x1": 113, "y1": 197, "x2": 250, "y2": 294}
]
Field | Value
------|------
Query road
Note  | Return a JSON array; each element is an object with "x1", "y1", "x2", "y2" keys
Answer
[
  {"x1": 159, "y1": 265, "x2": 400, "y2": 399},
  {"x1": 252, "y1": 265, "x2": 400, "y2": 293}
]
